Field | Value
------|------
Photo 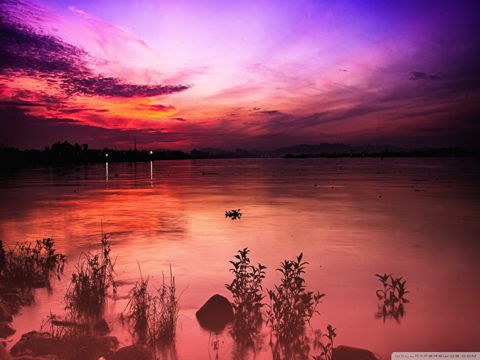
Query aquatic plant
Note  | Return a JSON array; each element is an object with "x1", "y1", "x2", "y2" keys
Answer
[
  {"x1": 226, "y1": 248, "x2": 266, "y2": 347},
  {"x1": 65, "y1": 234, "x2": 117, "y2": 320},
  {"x1": 0, "y1": 238, "x2": 66, "y2": 289},
  {"x1": 225, "y1": 209, "x2": 242, "y2": 220},
  {"x1": 375, "y1": 273, "x2": 409, "y2": 322},
  {"x1": 124, "y1": 268, "x2": 179, "y2": 346},
  {"x1": 313, "y1": 324, "x2": 337, "y2": 360},
  {"x1": 150, "y1": 270, "x2": 179, "y2": 345},
  {"x1": 267, "y1": 253, "x2": 325, "y2": 343},
  {"x1": 125, "y1": 277, "x2": 152, "y2": 339}
]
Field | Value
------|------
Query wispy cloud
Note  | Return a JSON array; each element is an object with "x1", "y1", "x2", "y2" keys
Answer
[
  {"x1": 1, "y1": 0, "x2": 480, "y2": 149},
  {"x1": 0, "y1": 20, "x2": 189, "y2": 99}
]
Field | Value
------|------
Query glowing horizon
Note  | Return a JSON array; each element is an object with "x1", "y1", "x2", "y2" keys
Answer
[{"x1": 1, "y1": 0, "x2": 479, "y2": 149}]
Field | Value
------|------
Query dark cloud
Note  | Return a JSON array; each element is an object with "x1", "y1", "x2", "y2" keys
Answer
[
  {"x1": 136, "y1": 103, "x2": 176, "y2": 112},
  {"x1": 65, "y1": 77, "x2": 188, "y2": 98},
  {"x1": 0, "y1": 20, "x2": 85, "y2": 77},
  {"x1": 0, "y1": 100, "x2": 45, "y2": 107},
  {"x1": 258, "y1": 110, "x2": 281, "y2": 115},
  {"x1": 410, "y1": 71, "x2": 441, "y2": 80},
  {"x1": 0, "y1": 16, "x2": 189, "y2": 98},
  {"x1": 57, "y1": 108, "x2": 110, "y2": 114},
  {"x1": 410, "y1": 71, "x2": 428, "y2": 80},
  {"x1": 254, "y1": 111, "x2": 332, "y2": 134}
]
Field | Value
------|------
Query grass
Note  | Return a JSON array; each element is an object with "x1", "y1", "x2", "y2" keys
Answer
[
  {"x1": 267, "y1": 253, "x2": 325, "y2": 345},
  {"x1": 125, "y1": 276, "x2": 151, "y2": 339},
  {"x1": 0, "y1": 238, "x2": 66, "y2": 289},
  {"x1": 36, "y1": 235, "x2": 120, "y2": 359},
  {"x1": 124, "y1": 267, "x2": 179, "y2": 346},
  {"x1": 151, "y1": 270, "x2": 179, "y2": 345},
  {"x1": 375, "y1": 273, "x2": 409, "y2": 322},
  {"x1": 225, "y1": 248, "x2": 266, "y2": 347},
  {"x1": 65, "y1": 234, "x2": 117, "y2": 320}
]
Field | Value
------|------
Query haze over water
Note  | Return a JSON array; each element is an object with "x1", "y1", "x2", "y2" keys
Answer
[{"x1": 1, "y1": 158, "x2": 479, "y2": 358}]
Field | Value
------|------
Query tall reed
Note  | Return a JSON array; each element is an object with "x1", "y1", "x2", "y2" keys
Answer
[
  {"x1": 65, "y1": 234, "x2": 117, "y2": 320},
  {"x1": 125, "y1": 267, "x2": 179, "y2": 346}
]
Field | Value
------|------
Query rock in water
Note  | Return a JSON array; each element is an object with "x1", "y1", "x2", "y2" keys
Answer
[
  {"x1": 10, "y1": 331, "x2": 61, "y2": 357},
  {"x1": 112, "y1": 345, "x2": 153, "y2": 360},
  {"x1": 10, "y1": 331, "x2": 119, "y2": 359},
  {"x1": 1, "y1": 341, "x2": 13, "y2": 360},
  {"x1": 0, "y1": 304, "x2": 13, "y2": 322},
  {"x1": 195, "y1": 294, "x2": 234, "y2": 332},
  {"x1": 333, "y1": 345, "x2": 378, "y2": 360},
  {"x1": 94, "y1": 319, "x2": 110, "y2": 334},
  {"x1": 0, "y1": 322, "x2": 15, "y2": 338}
]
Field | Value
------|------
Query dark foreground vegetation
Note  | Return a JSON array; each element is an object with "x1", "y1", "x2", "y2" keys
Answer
[
  {"x1": 122, "y1": 268, "x2": 179, "y2": 346},
  {"x1": 1, "y1": 141, "x2": 478, "y2": 167},
  {"x1": 0, "y1": 236, "x2": 404, "y2": 359}
]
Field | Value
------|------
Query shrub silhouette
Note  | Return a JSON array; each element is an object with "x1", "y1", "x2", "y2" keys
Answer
[
  {"x1": 0, "y1": 238, "x2": 65, "y2": 289},
  {"x1": 226, "y1": 248, "x2": 266, "y2": 348},
  {"x1": 267, "y1": 253, "x2": 324, "y2": 341}
]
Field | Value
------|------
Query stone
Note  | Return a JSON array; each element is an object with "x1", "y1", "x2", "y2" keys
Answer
[
  {"x1": 112, "y1": 345, "x2": 153, "y2": 360},
  {"x1": 195, "y1": 294, "x2": 234, "y2": 332},
  {"x1": 93, "y1": 319, "x2": 110, "y2": 334},
  {"x1": 333, "y1": 345, "x2": 378, "y2": 360},
  {"x1": 10, "y1": 332, "x2": 61, "y2": 357},
  {"x1": 0, "y1": 322, "x2": 15, "y2": 338},
  {"x1": 1, "y1": 341, "x2": 13, "y2": 360},
  {"x1": 58, "y1": 335, "x2": 118, "y2": 360},
  {"x1": 90, "y1": 335, "x2": 119, "y2": 355},
  {"x1": 10, "y1": 331, "x2": 119, "y2": 360},
  {"x1": 0, "y1": 304, "x2": 13, "y2": 322}
]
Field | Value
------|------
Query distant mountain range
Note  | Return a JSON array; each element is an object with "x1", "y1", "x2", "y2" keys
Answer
[
  {"x1": 192, "y1": 143, "x2": 472, "y2": 158},
  {"x1": 1, "y1": 141, "x2": 477, "y2": 167},
  {"x1": 270, "y1": 143, "x2": 404, "y2": 156}
]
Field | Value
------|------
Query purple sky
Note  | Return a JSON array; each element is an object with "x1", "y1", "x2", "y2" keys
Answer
[{"x1": 1, "y1": 0, "x2": 479, "y2": 149}]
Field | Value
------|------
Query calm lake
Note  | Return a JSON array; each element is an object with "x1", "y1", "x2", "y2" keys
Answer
[{"x1": 1, "y1": 158, "x2": 479, "y2": 359}]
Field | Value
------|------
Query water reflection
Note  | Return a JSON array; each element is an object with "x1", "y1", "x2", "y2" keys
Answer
[
  {"x1": 1, "y1": 158, "x2": 479, "y2": 359},
  {"x1": 269, "y1": 331, "x2": 313, "y2": 360},
  {"x1": 230, "y1": 310, "x2": 265, "y2": 359},
  {"x1": 375, "y1": 273, "x2": 409, "y2": 323},
  {"x1": 150, "y1": 161, "x2": 153, "y2": 185},
  {"x1": 157, "y1": 342, "x2": 179, "y2": 360},
  {"x1": 208, "y1": 332, "x2": 227, "y2": 360}
]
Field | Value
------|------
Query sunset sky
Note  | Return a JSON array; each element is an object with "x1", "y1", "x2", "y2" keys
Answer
[{"x1": 1, "y1": 0, "x2": 479, "y2": 150}]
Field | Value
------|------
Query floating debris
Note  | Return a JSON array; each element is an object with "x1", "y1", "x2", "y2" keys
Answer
[{"x1": 225, "y1": 209, "x2": 242, "y2": 220}]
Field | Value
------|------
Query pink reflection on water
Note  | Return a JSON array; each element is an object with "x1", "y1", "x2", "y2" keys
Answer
[{"x1": 0, "y1": 158, "x2": 479, "y2": 359}]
